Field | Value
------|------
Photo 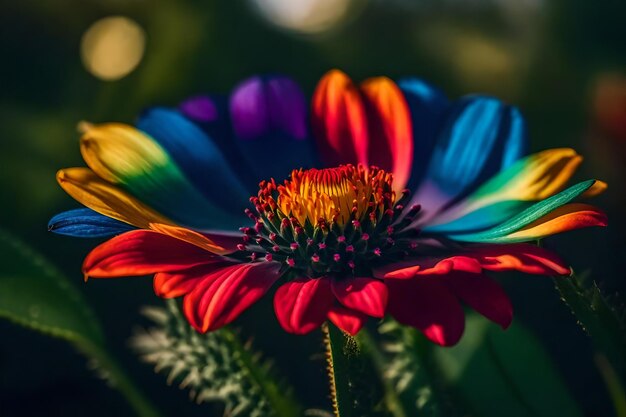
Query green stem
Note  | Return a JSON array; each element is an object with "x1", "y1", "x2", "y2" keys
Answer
[
  {"x1": 82, "y1": 341, "x2": 163, "y2": 417},
  {"x1": 323, "y1": 323, "x2": 360, "y2": 417}
]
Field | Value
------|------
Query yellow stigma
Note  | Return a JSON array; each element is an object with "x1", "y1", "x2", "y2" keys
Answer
[{"x1": 264, "y1": 165, "x2": 396, "y2": 227}]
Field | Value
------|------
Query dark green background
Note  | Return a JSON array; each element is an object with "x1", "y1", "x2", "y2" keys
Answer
[{"x1": 1, "y1": 1, "x2": 625, "y2": 416}]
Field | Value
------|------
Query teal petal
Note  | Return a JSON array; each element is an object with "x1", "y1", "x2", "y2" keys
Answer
[{"x1": 446, "y1": 180, "x2": 596, "y2": 242}]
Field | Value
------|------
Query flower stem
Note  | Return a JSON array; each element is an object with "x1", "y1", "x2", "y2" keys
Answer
[
  {"x1": 323, "y1": 322, "x2": 386, "y2": 417},
  {"x1": 323, "y1": 322, "x2": 357, "y2": 417}
]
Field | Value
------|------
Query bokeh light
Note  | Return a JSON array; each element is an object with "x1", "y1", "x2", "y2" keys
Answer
[
  {"x1": 80, "y1": 16, "x2": 146, "y2": 81},
  {"x1": 592, "y1": 72, "x2": 626, "y2": 142},
  {"x1": 250, "y1": 0, "x2": 353, "y2": 34}
]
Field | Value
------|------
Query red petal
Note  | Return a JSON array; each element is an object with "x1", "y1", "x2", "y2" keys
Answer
[
  {"x1": 83, "y1": 230, "x2": 216, "y2": 278},
  {"x1": 378, "y1": 256, "x2": 482, "y2": 279},
  {"x1": 327, "y1": 306, "x2": 368, "y2": 336},
  {"x1": 331, "y1": 277, "x2": 388, "y2": 318},
  {"x1": 447, "y1": 272, "x2": 513, "y2": 329},
  {"x1": 273, "y1": 277, "x2": 333, "y2": 334},
  {"x1": 387, "y1": 278, "x2": 465, "y2": 346},
  {"x1": 312, "y1": 70, "x2": 368, "y2": 167},
  {"x1": 153, "y1": 263, "x2": 229, "y2": 298},
  {"x1": 182, "y1": 262, "x2": 281, "y2": 332},
  {"x1": 467, "y1": 243, "x2": 571, "y2": 275},
  {"x1": 361, "y1": 77, "x2": 413, "y2": 192},
  {"x1": 378, "y1": 243, "x2": 571, "y2": 279}
]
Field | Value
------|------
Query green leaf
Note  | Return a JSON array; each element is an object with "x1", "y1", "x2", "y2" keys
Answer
[
  {"x1": 449, "y1": 179, "x2": 595, "y2": 242},
  {"x1": 0, "y1": 230, "x2": 104, "y2": 345},
  {"x1": 434, "y1": 313, "x2": 584, "y2": 417},
  {"x1": 0, "y1": 229, "x2": 161, "y2": 417},
  {"x1": 132, "y1": 299, "x2": 303, "y2": 417}
]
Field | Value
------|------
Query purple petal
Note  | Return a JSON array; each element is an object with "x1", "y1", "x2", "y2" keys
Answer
[
  {"x1": 267, "y1": 76, "x2": 307, "y2": 140},
  {"x1": 179, "y1": 95, "x2": 219, "y2": 123},
  {"x1": 230, "y1": 76, "x2": 271, "y2": 140},
  {"x1": 229, "y1": 75, "x2": 307, "y2": 141}
]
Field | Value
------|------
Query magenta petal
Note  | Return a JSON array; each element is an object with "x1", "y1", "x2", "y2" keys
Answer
[
  {"x1": 387, "y1": 278, "x2": 465, "y2": 346},
  {"x1": 331, "y1": 277, "x2": 388, "y2": 318},
  {"x1": 447, "y1": 272, "x2": 513, "y2": 329},
  {"x1": 327, "y1": 306, "x2": 368, "y2": 336},
  {"x1": 273, "y1": 277, "x2": 333, "y2": 334}
]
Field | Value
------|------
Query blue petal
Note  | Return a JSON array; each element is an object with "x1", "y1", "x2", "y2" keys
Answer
[
  {"x1": 500, "y1": 105, "x2": 528, "y2": 170},
  {"x1": 48, "y1": 208, "x2": 135, "y2": 238},
  {"x1": 399, "y1": 78, "x2": 450, "y2": 190},
  {"x1": 136, "y1": 108, "x2": 252, "y2": 216},
  {"x1": 422, "y1": 96, "x2": 528, "y2": 199}
]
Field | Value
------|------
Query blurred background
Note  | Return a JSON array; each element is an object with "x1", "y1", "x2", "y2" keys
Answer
[{"x1": 1, "y1": 0, "x2": 625, "y2": 416}]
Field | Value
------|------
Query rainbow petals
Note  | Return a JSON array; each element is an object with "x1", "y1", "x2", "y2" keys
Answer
[
  {"x1": 136, "y1": 108, "x2": 251, "y2": 212},
  {"x1": 425, "y1": 148, "x2": 595, "y2": 233},
  {"x1": 80, "y1": 122, "x2": 243, "y2": 229}
]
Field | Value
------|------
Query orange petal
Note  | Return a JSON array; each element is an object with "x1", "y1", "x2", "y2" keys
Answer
[
  {"x1": 361, "y1": 77, "x2": 413, "y2": 192},
  {"x1": 149, "y1": 223, "x2": 231, "y2": 255},
  {"x1": 505, "y1": 203, "x2": 608, "y2": 241},
  {"x1": 312, "y1": 69, "x2": 369, "y2": 167}
]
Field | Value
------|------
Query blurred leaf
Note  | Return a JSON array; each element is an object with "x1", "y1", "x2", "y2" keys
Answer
[
  {"x1": 361, "y1": 322, "x2": 461, "y2": 417},
  {"x1": 132, "y1": 299, "x2": 303, "y2": 417},
  {"x1": 554, "y1": 273, "x2": 626, "y2": 373},
  {"x1": 0, "y1": 229, "x2": 161, "y2": 417},
  {"x1": 434, "y1": 313, "x2": 583, "y2": 417},
  {"x1": 0, "y1": 228, "x2": 104, "y2": 346}
]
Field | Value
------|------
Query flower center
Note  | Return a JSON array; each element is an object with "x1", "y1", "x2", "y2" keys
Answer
[{"x1": 241, "y1": 165, "x2": 422, "y2": 278}]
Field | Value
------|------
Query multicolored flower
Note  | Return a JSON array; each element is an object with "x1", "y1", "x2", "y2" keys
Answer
[{"x1": 49, "y1": 70, "x2": 607, "y2": 346}]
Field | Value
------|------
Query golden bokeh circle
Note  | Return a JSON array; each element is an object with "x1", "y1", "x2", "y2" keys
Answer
[{"x1": 81, "y1": 16, "x2": 146, "y2": 81}]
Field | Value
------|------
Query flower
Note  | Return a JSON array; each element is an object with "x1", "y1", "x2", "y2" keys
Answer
[{"x1": 49, "y1": 70, "x2": 607, "y2": 346}]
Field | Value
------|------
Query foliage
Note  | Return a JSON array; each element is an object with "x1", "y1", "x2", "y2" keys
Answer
[
  {"x1": 131, "y1": 299, "x2": 302, "y2": 417},
  {"x1": 433, "y1": 313, "x2": 584, "y2": 417},
  {"x1": 0, "y1": 229, "x2": 160, "y2": 417}
]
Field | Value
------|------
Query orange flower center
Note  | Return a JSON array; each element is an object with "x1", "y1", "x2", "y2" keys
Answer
[{"x1": 261, "y1": 165, "x2": 396, "y2": 227}]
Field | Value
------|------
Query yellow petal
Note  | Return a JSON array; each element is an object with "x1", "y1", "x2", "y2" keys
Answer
[
  {"x1": 57, "y1": 168, "x2": 172, "y2": 228},
  {"x1": 80, "y1": 122, "x2": 170, "y2": 184},
  {"x1": 582, "y1": 180, "x2": 608, "y2": 197}
]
